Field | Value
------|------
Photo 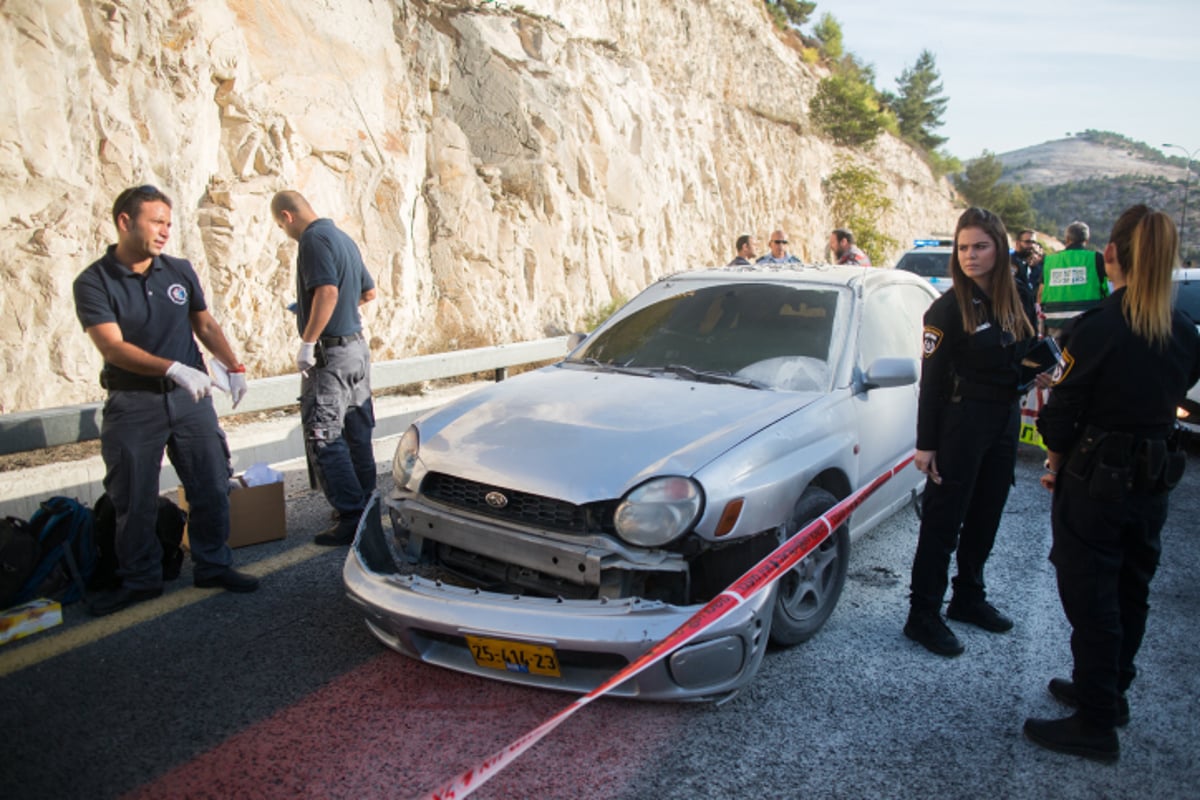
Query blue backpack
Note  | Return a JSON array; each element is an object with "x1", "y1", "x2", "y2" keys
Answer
[{"x1": 14, "y1": 497, "x2": 98, "y2": 606}]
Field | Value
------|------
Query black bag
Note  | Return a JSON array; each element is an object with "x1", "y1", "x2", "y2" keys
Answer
[
  {"x1": 13, "y1": 497, "x2": 98, "y2": 606},
  {"x1": 0, "y1": 517, "x2": 40, "y2": 609},
  {"x1": 91, "y1": 494, "x2": 187, "y2": 592}
]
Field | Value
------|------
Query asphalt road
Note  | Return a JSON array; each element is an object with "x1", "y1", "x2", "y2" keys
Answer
[{"x1": 1, "y1": 444, "x2": 1197, "y2": 799}]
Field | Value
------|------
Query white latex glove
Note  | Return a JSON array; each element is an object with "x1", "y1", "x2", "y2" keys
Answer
[
  {"x1": 229, "y1": 371, "x2": 248, "y2": 409},
  {"x1": 166, "y1": 362, "x2": 213, "y2": 402},
  {"x1": 296, "y1": 341, "x2": 317, "y2": 376}
]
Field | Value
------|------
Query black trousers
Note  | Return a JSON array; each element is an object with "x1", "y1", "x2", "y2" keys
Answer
[
  {"x1": 100, "y1": 388, "x2": 233, "y2": 589},
  {"x1": 1050, "y1": 471, "x2": 1166, "y2": 729},
  {"x1": 910, "y1": 398, "x2": 1019, "y2": 612}
]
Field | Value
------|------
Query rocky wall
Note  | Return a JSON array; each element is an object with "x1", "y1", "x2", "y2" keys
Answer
[{"x1": 0, "y1": 0, "x2": 959, "y2": 413}]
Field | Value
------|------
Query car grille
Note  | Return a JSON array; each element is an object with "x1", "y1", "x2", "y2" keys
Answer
[{"x1": 421, "y1": 472, "x2": 612, "y2": 535}]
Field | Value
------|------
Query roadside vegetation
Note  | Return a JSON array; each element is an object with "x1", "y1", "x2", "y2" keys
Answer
[
  {"x1": 823, "y1": 156, "x2": 897, "y2": 265},
  {"x1": 770, "y1": 3, "x2": 1189, "y2": 256}
]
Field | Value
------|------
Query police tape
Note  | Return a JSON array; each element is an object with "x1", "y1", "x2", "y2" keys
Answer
[{"x1": 418, "y1": 452, "x2": 917, "y2": 800}]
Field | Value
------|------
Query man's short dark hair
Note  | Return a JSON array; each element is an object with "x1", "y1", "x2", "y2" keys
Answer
[
  {"x1": 832, "y1": 228, "x2": 854, "y2": 245},
  {"x1": 112, "y1": 185, "x2": 172, "y2": 226},
  {"x1": 735, "y1": 234, "x2": 751, "y2": 252},
  {"x1": 1065, "y1": 221, "x2": 1089, "y2": 245}
]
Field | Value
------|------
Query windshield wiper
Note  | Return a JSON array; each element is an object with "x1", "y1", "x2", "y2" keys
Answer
[
  {"x1": 566, "y1": 357, "x2": 656, "y2": 377},
  {"x1": 662, "y1": 363, "x2": 764, "y2": 389}
]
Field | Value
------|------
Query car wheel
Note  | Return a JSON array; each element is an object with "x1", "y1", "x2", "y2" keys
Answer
[{"x1": 768, "y1": 487, "x2": 849, "y2": 648}]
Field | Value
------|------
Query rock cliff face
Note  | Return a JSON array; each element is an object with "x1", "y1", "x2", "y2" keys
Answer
[{"x1": 0, "y1": 0, "x2": 959, "y2": 413}]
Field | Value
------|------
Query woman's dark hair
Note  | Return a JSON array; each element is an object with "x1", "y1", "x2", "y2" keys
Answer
[
  {"x1": 111, "y1": 184, "x2": 172, "y2": 226},
  {"x1": 1109, "y1": 203, "x2": 1177, "y2": 348},
  {"x1": 949, "y1": 207, "x2": 1033, "y2": 339}
]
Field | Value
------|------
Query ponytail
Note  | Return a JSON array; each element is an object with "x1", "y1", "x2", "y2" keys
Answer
[{"x1": 1111, "y1": 206, "x2": 1176, "y2": 349}]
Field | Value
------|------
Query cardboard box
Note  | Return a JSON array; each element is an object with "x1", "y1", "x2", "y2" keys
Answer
[
  {"x1": 0, "y1": 598, "x2": 63, "y2": 645},
  {"x1": 178, "y1": 475, "x2": 286, "y2": 550}
]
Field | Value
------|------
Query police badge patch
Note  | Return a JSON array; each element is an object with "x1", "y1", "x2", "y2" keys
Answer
[
  {"x1": 922, "y1": 326, "x2": 943, "y2": 358},
  {"x1": 1052, "y1": 349, "x2": 1074, "y2": 384},
  {"x1": 167, "y1": 283, "x2": 189, "y2": 305}
]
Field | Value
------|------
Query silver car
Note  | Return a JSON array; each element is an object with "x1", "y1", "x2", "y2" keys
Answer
[{"x1": 345, "y1": 265, "x2": 938, "y2": 701}]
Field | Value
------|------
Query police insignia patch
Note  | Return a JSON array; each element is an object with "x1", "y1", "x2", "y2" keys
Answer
[
  {"x1": 1052, "y1": 349, "x2": 1074, "y2": 384},
  {"x1": 922, "y1": 326, "x2": 943, "y2": 358}
]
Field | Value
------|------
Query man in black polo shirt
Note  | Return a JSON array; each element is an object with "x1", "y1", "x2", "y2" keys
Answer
[
  {"x1": 73, "y1": 185, "x2": 259, "y2": 616},
  {"x1": 271, "y1": 190, "x2": 377, "y2": 546}
]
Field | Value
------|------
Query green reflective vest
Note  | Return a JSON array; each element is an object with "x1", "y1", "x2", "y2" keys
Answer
[{"x1": 1041, "y1": 248, "x2": 1106, "y2": 326}]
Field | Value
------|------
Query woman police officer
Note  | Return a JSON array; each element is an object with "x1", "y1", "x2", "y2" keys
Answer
[
  {"x1": 905, "y1": 207, "x2": 1036, "y2": 657},
  {"x1": 1024, "y1": 205, "x2": 1200, "y2": 762}
]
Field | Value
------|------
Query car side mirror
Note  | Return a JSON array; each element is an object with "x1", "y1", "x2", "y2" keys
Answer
[{"x1": 862, "y1": 357, "x2": 918, "y2": 390}]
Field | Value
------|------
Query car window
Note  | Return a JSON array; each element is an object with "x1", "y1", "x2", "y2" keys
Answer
[
  {"x1": 573, "y1": 283, "x2": 845, "y2": 390},
  {"x1": 896, "y1": 251, "x2": 949, "y2": 279},
  {"x1": 858, "y1": 283, "x2": 932, "y2": 366},
  {"x1": 1174, "y1": 278, "x2": 1200, "y2": 324}
]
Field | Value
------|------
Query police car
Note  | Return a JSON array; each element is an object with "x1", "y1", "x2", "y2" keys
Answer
[
  {"x1": 895, "y1": 238, "x2": 953, "y2": 293},
  {"x1": 1174, "y1": 267, "x2": 1200, "y2": 435}
]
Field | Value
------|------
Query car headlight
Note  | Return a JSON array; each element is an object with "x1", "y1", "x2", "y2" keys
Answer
[
  {"x1": 613, "y1": 476, "x2": 702, "y2": 547},
  {"x1": 392, "y1": 426, "x2": 420, "y2": 487}
]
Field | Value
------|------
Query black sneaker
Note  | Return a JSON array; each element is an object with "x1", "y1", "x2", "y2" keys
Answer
[
  {"x1": 904, "y1": 609, "x2": 964, "y2": 657},
  {"x1": 194, "y1": 567, "x2": 260, "y2": 593},
  {"x1": 1048, "y1": 678, "x2": 1130, "y2": 727},
  {"x1": 1023, "y1": 713, "x2": 1119, "y2": 763},
  {"x1": 88, "y1": 586, "x2": 163, "y2": 617},
  {"x1": 946, "y1": 598, "x2": 1013, "y2": 633}
]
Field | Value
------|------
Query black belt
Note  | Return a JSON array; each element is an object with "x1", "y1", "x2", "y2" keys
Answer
[
  {"x1": 100, "y1": 370, "x2": 176, "y2": 393},
  {"x1": 319, "y1": 331, "x2": 364, "y2": 347}
]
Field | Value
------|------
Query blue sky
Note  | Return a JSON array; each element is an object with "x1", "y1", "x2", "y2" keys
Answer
[{"x1": 813, "y1": 1, "x2": 1200, "y2": 161}]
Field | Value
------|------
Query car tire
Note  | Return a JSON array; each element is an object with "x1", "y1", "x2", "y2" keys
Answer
[{"x1": 768, "y1": 486, "x2": 849, "y2": 648}]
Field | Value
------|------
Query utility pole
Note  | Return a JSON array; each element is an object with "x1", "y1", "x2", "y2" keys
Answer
[{"x1": 1163, "y1": 143, "x2": 1199, "y2": 256}]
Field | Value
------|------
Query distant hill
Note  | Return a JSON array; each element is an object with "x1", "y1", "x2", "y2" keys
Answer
[
  {"x1": 998, "y1": 137, "x2": 1182, "y2": 187},
  {"x1": 996, "y1": 131, "x2": 1195, "y2": 260}
]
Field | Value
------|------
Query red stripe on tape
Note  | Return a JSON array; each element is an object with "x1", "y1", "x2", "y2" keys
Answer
[{"x1": 419, "y1": 452, "x2": 916, "y2": 800}]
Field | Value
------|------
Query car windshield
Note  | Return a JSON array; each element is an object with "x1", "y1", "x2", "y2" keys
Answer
[
  {"x1": 1175, "y1": 275, "x2": 1200, "y2": 324},
  {"x1": 896, "y1": 251, "x2": 949, "y2": 278},
  {"x1": 567, "y1": 282, "x2": 843, "y2": 391}
]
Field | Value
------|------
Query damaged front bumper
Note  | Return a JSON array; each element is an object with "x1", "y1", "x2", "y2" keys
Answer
[{"x1": 342, "y1": 495, "x2": 775, "y2": 701}]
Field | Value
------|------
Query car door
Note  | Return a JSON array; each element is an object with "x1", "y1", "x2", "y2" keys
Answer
[{"x1": 849, "y1": 281, "x2": 934, "y2": 531}]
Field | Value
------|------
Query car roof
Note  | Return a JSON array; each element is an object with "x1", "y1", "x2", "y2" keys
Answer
[{"x1": 657, "y1": 263, "x2": 936, "y2": 292}]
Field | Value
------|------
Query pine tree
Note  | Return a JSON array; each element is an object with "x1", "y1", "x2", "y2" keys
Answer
[
  {"x1": 892, "y1": 50, "x2": 948, "y2": 152},
  {"x1": 953, "y1": 152, "x2": 1036, "y2": 231}
]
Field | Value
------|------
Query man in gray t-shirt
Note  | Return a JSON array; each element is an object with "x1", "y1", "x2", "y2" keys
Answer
[{"x1": 271, "y1": 190, "x2": 378, "y2": 546}]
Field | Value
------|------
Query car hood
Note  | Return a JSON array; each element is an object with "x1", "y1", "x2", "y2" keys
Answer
[{"x1": 414, "y1": 366, "x2": 822, "y2": 503}]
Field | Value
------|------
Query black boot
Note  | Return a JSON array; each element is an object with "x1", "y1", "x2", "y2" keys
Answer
[
  {"x1": 314, "y1": 515, "x2": 359, "y2": 546},
  {"x1": 1048, "y1": 678, "x2": 1130, "y2": 727},
  {"x1": 946, "y1": 597, "x2": 1013, "y2": 632},
  {"x1": 1023, "y1": 713, "x2": 1119, "y2": 763},
  {"x1": 904, "y1": 608, "x2": 964, "y2": 657}
]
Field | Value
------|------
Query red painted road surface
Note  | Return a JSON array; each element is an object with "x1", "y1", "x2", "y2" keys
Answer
[{"x1": 124, "y1": 654, "x2": 683, "y2": 799}]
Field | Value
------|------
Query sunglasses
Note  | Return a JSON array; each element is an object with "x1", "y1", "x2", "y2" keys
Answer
[
  {"x1": 113, "y1": 184, "x2": 162, "y2": 220},
  {"x1": 772, "y1": 239, "x2": 788, "y2": 244}
]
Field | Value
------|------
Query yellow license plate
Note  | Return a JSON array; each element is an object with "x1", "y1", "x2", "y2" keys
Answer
[{"x1": 464, "y1": 635, "x2": 561, "y2": 677}]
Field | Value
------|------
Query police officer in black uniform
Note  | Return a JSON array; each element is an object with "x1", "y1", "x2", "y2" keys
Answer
[
  {"x1": 905, "y1": 208, "x2": 1036, "y2": 657},
  {"x1": 74, "y1": 185, "x2": 259, "y2": 616},
  {"x1": 1025, "y1": 205, "x2": 1200, "y2": 762}
]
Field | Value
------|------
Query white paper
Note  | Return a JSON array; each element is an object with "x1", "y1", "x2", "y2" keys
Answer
[
  {"x1": 242, "y1": 462, "x2": 283, "y2": 486},
  {"x1": 210, "y1": 359, "x2": 231, "y2": 392}
]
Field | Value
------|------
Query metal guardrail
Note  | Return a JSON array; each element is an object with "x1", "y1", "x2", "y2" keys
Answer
[{"x1": 0, "y1": 337, "x2": 571, "y2": 456}]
